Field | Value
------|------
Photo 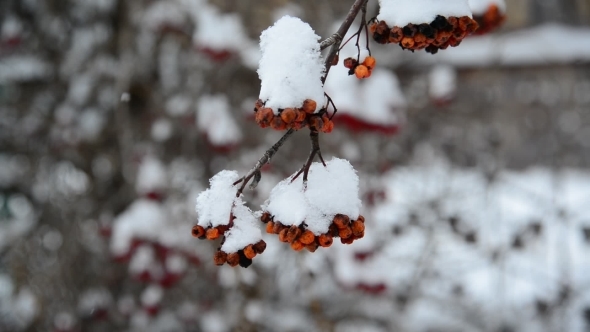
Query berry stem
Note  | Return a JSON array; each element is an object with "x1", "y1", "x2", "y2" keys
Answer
[
  {"x1": 234, "y1": 0, "x2": 367, "y2": 197},
  {"x1": 322, "y1": 0, "x2": 370, "y2": 84},
  {"x1": 291, "y1": 130, "x2": 325, "y2": 184},
  {"x1": 233, "y1": 128, "x2": 295, "y2": 196}
]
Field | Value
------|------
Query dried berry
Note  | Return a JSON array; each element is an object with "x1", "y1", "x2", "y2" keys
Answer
[
  {"x1": 255, "y1": 107, "x2": 274, "y2": 127},
  {"x1": 270, "y1": 116, "x2": 287, "y2": 131},
  {"x1": 227, "y1": 252, "x2": 240, "y2": 267},
  {"x1": 286, "y1": 225, "x2": 302, "y2": 243},
  {"x1": 333, "y1": 214, "x2": 350, "y2": 229},
  {"x1": 213, "y1": 251, "x2": 227, "y2": 266},
  {"x1": 191, "y1": 225, "x2": 206, "y2": 238},
  {"x1": 339, "y1": 226, "x2": 353, "y2": 240},
  {"x1": 252, "y1": 240, "x2": 267, "y2": 254},
  {"x1": 278, "y1": 228, "x2": 290, "y2": 242},
  {"x1": 352, "y1": 219, "x2": 365, "y2": 237},
  {"x1": 343, "y1": 57, "x2": 358, "y2": 69},
  {"x1": 318, "y1": 234, "x2": 333, "y2": 247}
]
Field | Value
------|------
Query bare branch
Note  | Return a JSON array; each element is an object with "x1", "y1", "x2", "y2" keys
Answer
[
  {"x1": 322, "y1": 0, "x2": 370, "y2": 84},
  {"x1": 234, "y1": 129, "x2": 295, "y2": 196}
]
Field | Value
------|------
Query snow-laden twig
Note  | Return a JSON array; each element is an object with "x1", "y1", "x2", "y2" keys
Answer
[{"x1": 233, "y1": 0, "x2": 369, "y2": 194}]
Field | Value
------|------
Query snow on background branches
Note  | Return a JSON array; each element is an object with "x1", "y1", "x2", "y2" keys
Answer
[{"x1": 1, "y1": 0, "x2": 590, "y2": 331}]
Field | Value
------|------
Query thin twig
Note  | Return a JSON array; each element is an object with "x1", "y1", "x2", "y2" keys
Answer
[
  {"x1": 291, "y1": 131, "x2": 324, "y2": 183},
  {"x1": 233, "y1": 129, "x2": 295, "y2": 196},
  {"x1": 233, "y1": 0, "x2": 368, "y2": 196},
  {"x1": 322, "y1": 0, "x2": 370, "y2": 84}
]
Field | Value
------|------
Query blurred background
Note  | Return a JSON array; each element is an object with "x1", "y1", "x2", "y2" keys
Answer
[{"x1": 1, "y1": 0, "x2": 590, "y2": 331}]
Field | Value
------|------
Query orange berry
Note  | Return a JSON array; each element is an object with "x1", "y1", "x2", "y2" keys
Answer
[
  {"x1": 227, "y1": 252, "x2": 240, "y2": 267},
  {"x1": 352, "y1": 219, "x2": 365, "y2": 237},
  {"x1": 280, "y1": 108, "x2": 297, "y2": 124},
  {"x1": 302, "y1": 99, "x2": 317, "y2": 114},
  {"x1": 290, "y1": 240, "x2": 304, "y2": 251},
  {"x1": 357, "y1": 215, "x2": 365, "y2": 223},
  {"x1": 296, "y1": 110, "x2": 307, "y2": 122},
  {"x1": 333, "y1": 214, "x2": 350, "y2": 229},
  {"x1": 354, "y1": 65, "x2": 370, "y2": 79},
  {"x1": 340, "y1": 236, "x2": 355, "y2": 244},
  {"x1": 266, "y1": 221, "x2": 275, "y2": 234},
  {"x1": 261, "y1": 212, "x2": 272, "y2": 223},
  {"x1": 339, "y1": 226, "x2": 353, "y2": 239},
  {"x1": 270, "y1": 117, "x2": 287, "y2": 130},
  {"x1": 389, "y1": 27, "x2": 403, "y2": 43},
  {"x1": 309, "y1": 116, "x2": 323, "y2": 131},
  {"x1": 206, "y1": 228, "x2": 220, "y2": 240},
  {"x1": 305, "y1": 242, "x2": 318, "y2": 252},
  {"x1": 299, "y1": 230, "x2": 315, "y2": 245},
  {"x1": 278, "y1": 228, "x2": 289, "y2": 242},
  {"x1": 401, "y1": 37, "x2": 415, "y2": 49},
  {"x1": 253, "y1": 240, "x2": 267, "y2": 254},
  {"x1": 255, "y1": 107, "x2": 274, "y2": 127},
  {"x1": 272, "y1": 222, "x2": 283, "y2": 234},
  {"x1": 286, "y1": 225, "x2": 301, "y2": 243},
  {"x1": 191, "y1": 225, "x2": 206, "y2": 238},
  {"x1": 318, "y1": 234, "x2": 333, "y2": 247},
  {"x1": 362, "y1": 56, "x2": 376, "y2": 70},
  {"x1": 321, "y1": 118, "x2": 334, "y2": 134},
  {"x1": 243, "y1": 245, "x2": 256, "y2": 259},
  {"x1": 213, "y1": 251, "x2": 227, "y2": 266},
  {"x1": 329, "y1": 223, "x2": 340, "y2": 237}
]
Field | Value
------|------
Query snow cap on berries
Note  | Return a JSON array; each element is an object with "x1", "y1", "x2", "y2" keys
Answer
[
  {"x1": 264, "y1": 158, "x2": 362, "y2": 235},
  {"x1": 220, "y1": 203, "x2": 263, "y2": 253},
  {"x1": 195, "y1": 170, "x2": 240, "y2": 228},
  {"x1": 257, "y1": 16, "x2": 325, "y2": 114},
  {"x1": 377, "y1": 0, "x2": 472, "y2": 27}
]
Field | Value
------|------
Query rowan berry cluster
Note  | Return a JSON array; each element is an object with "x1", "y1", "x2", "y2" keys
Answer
[
  {"x1": 472, "y1": 4, "x2": 505, "y2": 35},
  {"x1": 343, "y1": 55, "x2": 377, "y2": 79},
  {"x1": 254, "y1": 98, "x2": 334, "y2": 133},
  {"x1": 370, "y1": 15, "x2": 478, "y2": 54},
  {"x1": 261, "y1": 212, "x2": 365, "y2": 251},
  {"x1": 192, "y1": 220, "x2": 267, "y2": 268}
]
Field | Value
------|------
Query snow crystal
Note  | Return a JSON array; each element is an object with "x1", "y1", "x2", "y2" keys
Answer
[
  {"x1": 377, "y1": 0, "x2": 472, "y2": 27},
  {"x1": 264, "y1": 158, "x2": 361, "y2": 234},
  {"x1": 220, "y1": 202, "x2": 263, "y2": 253},
  {"x1": 195, "y1": 170, "x2": 240, "y2": 228},
  {"x1": 428, "y1": 64, "x2": 457, "y2": 100},
  {"x1": 258, "y1": 16, "x2": 325, "y2": 113},
  {"x1": 135, "y1": 156, "x2": 167, "y2": 195},
  {"x1": 468, "y1": 0, "x2": 506, "y2": 15}
]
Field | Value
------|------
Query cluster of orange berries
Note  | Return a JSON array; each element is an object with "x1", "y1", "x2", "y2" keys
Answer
[
  {"x1": 254, "y1": 99, "x2": 334, "y2": 133},
  {"x1": 472, "y1": 4, "x2": 505, "y2": 35},
  {"x1": 261, "y1": 212, "x2": 366, "y2": 251},
  {"x1": 343, "y1": 56, "x2": 377, "y2": 79},
  {"x1": 191, "y1": 222, "x2": 267, "y2": 268},
  {"x1": 370, "y1": 15, "x2": 479, "y2": 54}
]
